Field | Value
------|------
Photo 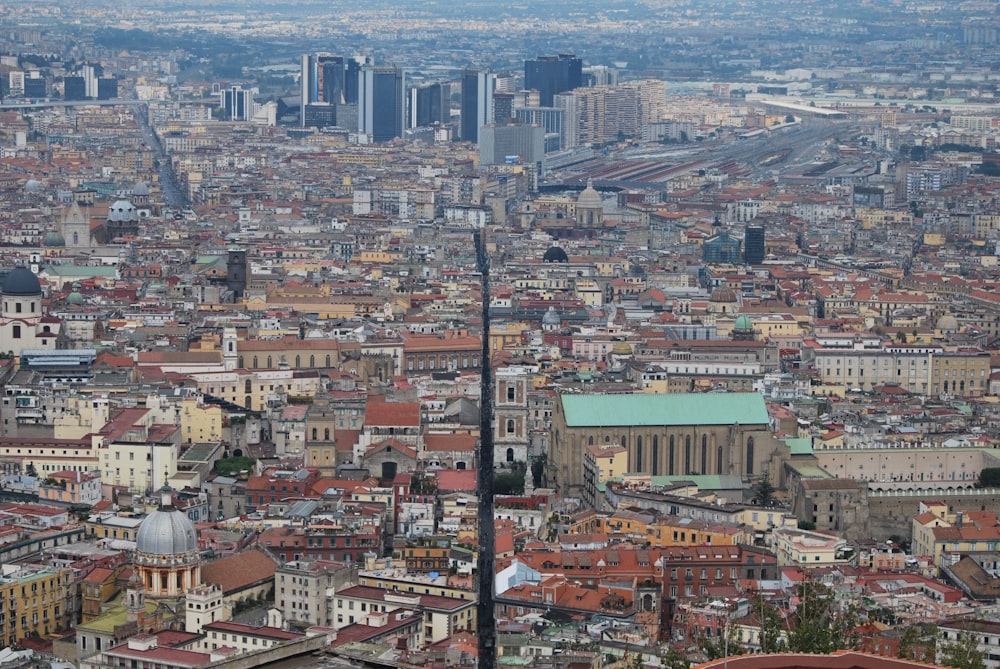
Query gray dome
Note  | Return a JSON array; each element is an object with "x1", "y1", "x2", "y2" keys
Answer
[
  {"x1": 577, "y1": 179, "x2": 602, "y2": 208},
  {"x1": 108, "y1": 200, "x2": 138, "y2": 222},
  {"x1": 542, "y1": 306, "x2": 561, "y2": 325},
  {"x1": 136, "y1": 507, "x2": 198, "y2": 556},
  {"x1": 2, "y1": 267, "x2": 41, "y2": 296},
  {"x1": 132, "y1": 181, "x2": 150, "y2": 196},
  {"x1": 24, "y1": 179, "x2": 44, "y2": 193},
  {"x1": 43, "y1": 230, "x2": 66, "y2": 247}
]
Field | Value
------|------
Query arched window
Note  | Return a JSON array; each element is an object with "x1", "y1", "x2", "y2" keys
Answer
[
  {"x1": 267, "y1": 356, "x2": 272, "y2": 368},
  {"x1": 506, "y1": 448, "x2": 515, "y2": 462},
  {"x1": 668, "y1": 436, "x2": 675, "y2": 476},
  {"x1": 701, "y1": 434, "x2": 708, "y2": 475},
  {"x1": 324, "y1": 428, "x2": 330, "y2": 440},
  {"x1": 652, "y1": 436, "x2": 659, "y2": 476},
  {"x1": 506, "y1": 419, "x2": 515, "y2": 435},
  {"x1": 588, "y1": 435, "x2": 595, "y2": 446},
  {"x1": 746, "y1": 437, "x2": 755, "y2": 475},
  {"x1": 253, "y1": 356, "x2": 258, "y2": 369},
  {"x1": 685, "y1": 436, "x2": 692, "y2": 474},
  {"x1": 635, "y1": 436, "x2": 643, "y2": 472},
  {"x1": 311, "y1": 428, "x2": 317, "y2": 440},
  {"x1": 295, "y1": 355, "x2": 301, "y2": 368},
  {"x1": 326, "y1": 355, "x2": 332, "y2": 367},
  {"x1": 310, "y1": 355, "x2": 315, "y2": 367},
  {"x1": 621, "y1": 435, "x2": 627, "y2": 448},
  {"x1": 717, "y1": 446, "x2": 723, "y2": 475},
  {"x1": 245, "y1": 379, "x2": 252, "y2": 393},
  {"x1": 238, "y1": 356, "x2": 244, "y2": 368}
]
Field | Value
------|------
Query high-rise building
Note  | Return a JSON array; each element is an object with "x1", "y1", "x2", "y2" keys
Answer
[
  {"x1": 97, "y1": 77, "x2": 118, "y2": 101},
  {"x1": 478, "y1": 124, "x2": 545, "y2": 167},
  {"x1": 744, "y1": 225, "x2": 765, "y2": 265},
  {"x1": 493, "y1": 92, "x2": 515, "y2": 126},
  {"x1": 221, "y1": 85, "x2": 253, "y2": 121},
  {"x1": 524, "y1": 54, "x2": 582, "y2": 106},
  {"x1": 82, "y1": 64, "x2": 99, "y2": 99},
  {"x1": 300, "y1": 53, "x2": 367, "y2": 128},
  {"x1": 63, "y1": 76, "x2": 86, "y2": 101},
  {"x1": 359, "y1": 65, "x2": 405, "y2": 142},
  {"x1": 410, "y1": 81, "x2": 451, "y2": 128},
  {"x1": 460, "y1": 68, "x2": 495, "y2": 143}
]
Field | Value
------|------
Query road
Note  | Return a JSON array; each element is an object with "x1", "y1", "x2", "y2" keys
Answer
[{"x1": 130, "y1": 103, "x2": 189, "y2": 208}]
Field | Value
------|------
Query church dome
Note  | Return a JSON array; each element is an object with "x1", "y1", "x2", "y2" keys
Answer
[
  {"x1": 734, "y1": 314, "x2": 754, "y2": 332},
  {"x1": 710, "y1": 286, "x2": 738, "y2": 303},
  {"x1": 542, "y1": 306, "x2": 561, "y2": 326},
  {"x1": 577, "y1": 179, "x2": 602, "y2": 208},
  {"x1": 937, "y1": 313, "x2": 959, "y2": 332},
  {"x1": 108, "y1": 200, "x2": 138, "y2": 222},
  {"x1": 542, "y1": 246, "x2": 568, "y2": 263},
  {"x1": 66, "y1": 291, "x2": 84, "y2": 305},
  {"x1": 136, "y1": 501, "x2": 198, "y2": 556},
  {"x1": 2, "y1": 267, "x2": 41, "y2": 296},
  {"x1": 24, "y1": 179, "x2": 44, "y2": 194},
  {"x1": 43, "y1": 230, "x2": 66, "y2": 247},
  {"x1": 611, "y1": 341, "x2": 633, "y2": 356},
  {"x1": 132, "y1": 181, "x2": 150, "y2": 197}
]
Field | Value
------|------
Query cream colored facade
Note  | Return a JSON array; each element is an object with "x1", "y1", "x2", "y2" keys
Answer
[
  {"x1": 806, "y1": 339, "x2": 990, "y2": 396},
  {"x1": 771, "y1": 527, "x2": 852, "y2": 567},
  {"x1": 98, "y1": 439, "x2": 180, "y2": 494},
  {"x1": 188, "y1": 369, "x2": 323, "y2": 412}
]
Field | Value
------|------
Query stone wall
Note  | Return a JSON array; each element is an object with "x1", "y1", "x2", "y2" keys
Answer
[{"x1": 868, "y1": 488, "x2": 1000, "y2": 542}]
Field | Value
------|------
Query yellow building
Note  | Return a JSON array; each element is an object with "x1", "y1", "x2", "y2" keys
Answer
[
  {"x1": 580, "y1": 508, "x2": 746, "y2": 547},
  {"x1": 911, "y1": 504, "x2": 1000, "y2": 567},
  {"x1": 582, "y1": 444, "x2": 628, "y2": 507},
  {"x1": 0, "y1": 565, "x2": 73, "y2": 644},
  {"x1": 490, "y1": 323, "x2": 529, "y2": 353},
  {"x1": 181, "y1": 397, "x2": 224, "y2": 444}
]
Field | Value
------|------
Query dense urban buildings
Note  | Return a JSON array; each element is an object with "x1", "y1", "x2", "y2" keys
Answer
[{"x1": 4, "y1": 1, "x2": 1000, "y2": 668}]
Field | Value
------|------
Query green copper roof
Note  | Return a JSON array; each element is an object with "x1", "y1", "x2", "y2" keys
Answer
[
  {"x1": 784, "y1": 438, "x2": 813, "y2": 456},
  {"x1": 560, "y1": 392, "x2": 769, "y2": 427}
]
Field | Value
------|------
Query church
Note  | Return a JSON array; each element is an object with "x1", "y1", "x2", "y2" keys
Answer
[{"x1": 0, "y1": 267, "x2": 64, "y2": 359}]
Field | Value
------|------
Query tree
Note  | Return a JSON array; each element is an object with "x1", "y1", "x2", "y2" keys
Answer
[
  {"x1": 212, "y1": 456, "x2": 256, "y2": 476},
  {"x1": 752, "y1": 470, "x2": 776, "y2": 507},
  {"x1": 786, "y1": 580, "x2": 861, "y2": 654},
  {"x1": 660, "y1": 645, "x2": 691, "y2": 669},
  {"x1": 754, "y1": 594, "x2": 787, "y2": 654},
  {"x1": 939, "y1": 630, "x2": 984, "y2": 669},
  {"x1": 531, "y1": 454, "x2": 547, "y2": 489},
  {"x1": 977, "y1": 468, "x2": 1000, "y2": 488}
]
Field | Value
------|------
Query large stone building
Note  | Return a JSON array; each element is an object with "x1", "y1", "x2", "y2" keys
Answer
[{"x1": 550, "y1": 392, "x2": 783, "y2": 497}]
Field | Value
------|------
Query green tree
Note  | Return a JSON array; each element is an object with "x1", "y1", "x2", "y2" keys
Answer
[
  {"x1": 786, "y1": 580, "x2": 861, "y2": 654},
  {"x1": 531, "y1": 454, "x2": 547, "y2": 489},
  {"x1": 699, "y1": 625, "x2": 744, "y2": 660},
  {"x1": 212, "y1": 456, "x2": 256, "y2": 476},
  {"x1": 977, "y1": 468, "x2": 1000, "y2": 488},
  {"x1": 754, "y1": 594, "x2": 787, "y2": 654},
  {"x1": 660, "y1": 645, "x2": 691, "y2": 669},
  {"x1": 752, "y1": 470, "x2": 776, "y2": 507},
  {"x1": 939, "y1": 630, "x2": 984, "y2": 669}
]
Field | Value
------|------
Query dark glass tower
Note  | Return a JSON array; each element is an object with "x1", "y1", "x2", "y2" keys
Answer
[
  {"x1": 461, "y1": 68, "x2": 494, "y2": 143},
  {"x1": 744, "y1": 224, "x2": 765, "y2": 264},
  {"x1": 360, "y1": 65, "x2": 405, "y2": 142},
  {"x1": 524, "y1": 54, "x2": 582, "y2": 106}
]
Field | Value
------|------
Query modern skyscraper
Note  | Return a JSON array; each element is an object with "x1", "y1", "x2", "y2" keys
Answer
[
  {"x1": 524, "y1": 54, "x2": 582, "y2": 106},
  {"x1": 63, "y1": 76, "x2": 86, "y2": 101},
  {"x1": 300, "y1": 53, "x2": 369, "y2": 128},
  {"x1": 359, "y1": 65, "x2": 405, "y2": 142},
  {"x1": 478, "y1": 124, "x2": 545, "y2": 167},
  {"x1": 410, "y1": 82, "x2": 451, "y2": 128},
  {"x1": 744, "y1": 225, "x2": 766, "y2": 265},
  {"x1": 460, "y1": 68, "x2": 494, "y2": 143},
  {"x1": 221, "y1": 85, "x2": 254, "y2": 121}
]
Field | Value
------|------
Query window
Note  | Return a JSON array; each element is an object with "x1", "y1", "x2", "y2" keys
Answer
[
  {"x1": 507, "y1": 386, "x2": 515, "y2": 402},
  {"x1": 746, "y1": 437, "x2": 755, "y2": 475},
  {"x1": 12, "y1": 326, "x2": 20, "y2": 339}
]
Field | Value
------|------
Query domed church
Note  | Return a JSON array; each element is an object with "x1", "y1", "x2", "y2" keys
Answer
[
  {"x1": 134, "y1": 486, "x2": 202, "y2": 598},
  {"x1": 0, "y1": 267, "x2": 63, "y2": 359}
]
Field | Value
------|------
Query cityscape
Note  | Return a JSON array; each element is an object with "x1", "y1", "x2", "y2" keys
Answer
[{"x1": 4, "y1": 1, "x2": 1000, "y2": 669}]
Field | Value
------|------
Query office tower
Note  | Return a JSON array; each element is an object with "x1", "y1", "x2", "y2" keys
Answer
[
  {"x1": 221, "y1": 85, "x2": 253, "y2": 121},
  {"x1": 359, "y1": 65, "x2": 405, "y2": 142},
  {"x1": 461, "y1": 68, "x2": 495, "y2": 143},
  {"x1": 82, "y1": 65, "x2": 98, "y2": 99},
  {"x1": 478, "y1": 124, "x2": 545, "y2": 166},
  {"x1": 97, "y1": 77, "x2": 118, "y2": 101},
  {"x1": 515, "y1": 107, "x2": 565, "y2": 147},
  {"x1": 23, "y1": 74, "x2": 46, "y2": 98},
  {"x1": 63, "y1": 76, "x2": 86, "y2": 101},
  {"x1": 410, "y1": 82, "x2": 451, "y2": 128},
  {"x1": 493, "y1": 92, "x2": 514, "y2": 126},
  {"x1": 744, "y1": 225, "x2": 765, "y2": 265},
  {"x1": 524, "y1": 54, "x2": 582, "y2": 106}
]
